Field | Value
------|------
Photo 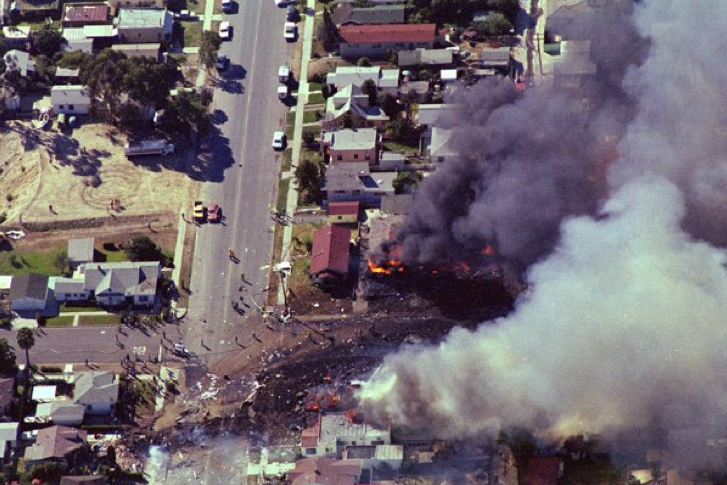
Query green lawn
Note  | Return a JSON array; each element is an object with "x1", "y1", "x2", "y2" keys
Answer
[
  {"x1": 277, "y1": 178, "x2": 291, "y2": 213},
  {"x1": 383, "y1": 141, "x2": 419, "y2": 154},
  {"x1": 180, "y1": 20, "x2": 203, "y2": 47},
  {"x1": 307, "y1": 92, "x2": 325, "y2": 105},
  {"x1": 78, "y1": 314, "x2": 121, "y2": 326},
  {"x1": 45, "y1": 316, "x2": 75, "y2": 327},
  {"x1": 303, "y1": 110, "x2": 321, "y2": 124},
  {"x1": 286, "y1": 111, "x2": 296, "y2": 126},
  {"x1": 98, "y1": 248, "x2": 128, "y2": 263},
  {"x1": 281, "y1": 147, "x2": 293, "y2": 172},
  {"x1": 60, "y1": 303, "x2": 102, "y2": 313},
  {"x1": 0, "y1": 247, "x2": 66, "y2": 276},
  {"x1": 307, "y1": 82, "x2": 322, "y2": 92}
]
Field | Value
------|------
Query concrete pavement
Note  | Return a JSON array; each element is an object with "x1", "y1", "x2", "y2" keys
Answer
[{"x1": 277, "y1": 0, "x2": 316, "y2": 305}]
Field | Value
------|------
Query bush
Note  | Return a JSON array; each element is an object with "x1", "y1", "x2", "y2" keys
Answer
[
  {"x1": 40, "y1": 366, "x2": 63, "y2": 373},
  {"x1": 357, "y1": 57, "x2": 371, "y2": 67},
  {"x1": 0, "y1": 212, "x2": 6, "y2": 224}
]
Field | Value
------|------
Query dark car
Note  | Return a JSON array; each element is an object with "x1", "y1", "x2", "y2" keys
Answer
[
  {"x1": 286, "y1": 4, "x2": 299, "y2": 21},
  {"x1": 215, "y1": 54, "x2": 230, "y2": 71}
]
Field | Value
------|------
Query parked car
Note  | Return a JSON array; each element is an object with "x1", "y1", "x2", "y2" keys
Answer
[
  {"x1": 277, "y1": 85, "x2": 289, "y2": 100},
  {"x1": 193, "y1": 201, "x2": 206, "y2": 222},
  {"x1": 286, "y1": 4, "x2": 298, "y2": 21},
  {"x1": 272, "y1": 131, "x2": 286, "y2": 150},
  {"x1": 274, "y1": 0, "x2": 289, "y2": 7},
  {"x1": 283, "y1": 22, "x2": 297, "y2": 41},
  {"x1": 222, "y1": 0, "x2": 232, "y2": 12},
  {"x1": 278, "y1": 65, "x2": 291, "y2": 83},
  {"x1": 215, "y1": 54, "x2": 230, "y2": 70},
  {"x1": 219, "y1": 21, "x2": 231, "y2": 40},
  {"x1": 175, "y1": 9, "x2": 196, "y2": 19},
  {"x1": 207, "y1": 203, "x2": 221, "y2": 223}
]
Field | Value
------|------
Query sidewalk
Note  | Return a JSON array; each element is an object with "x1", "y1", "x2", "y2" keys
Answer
[
  {"x1": 277, "y1": 0, "x2": 316, "y2": 305},
  {"x1": 194, "y1": 0, "x2": 218, "y2": 87}
]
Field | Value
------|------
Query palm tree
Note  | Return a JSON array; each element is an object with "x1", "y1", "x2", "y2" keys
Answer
[{"x1": 16, "y1": 328, "x2": 35, "y2": 375}]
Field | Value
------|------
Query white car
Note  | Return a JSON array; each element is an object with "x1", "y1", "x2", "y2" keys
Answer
[
  {"x1": 277, "y1": 85, "x2": 289, "y2": 100},
  {"x1": 219, "y1": 21, "x2": 231, "y2": 40},
  {"x1": 283, "y1": 22, "x2": 297, "y2": 41},
  {"x1": 274, "y1": 0, "x2": 288, "y2": 7},
  {"x1": 278, "y1": 65, "x2": 290, "y2": 83},
  {"x1": 221, "y1": 0, "x2": 232, "y2": 12},
  {"x1": 272, "y1": 131, "x2": 286, "y2": 150}
]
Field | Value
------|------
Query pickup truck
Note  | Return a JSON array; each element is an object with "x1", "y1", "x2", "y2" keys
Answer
[
  {"x1": 193, "y1": 201, "x2": 206, "y2": 222},
  {"x1": 124, "y1": 140, "x2": 175, "y2": 157}
]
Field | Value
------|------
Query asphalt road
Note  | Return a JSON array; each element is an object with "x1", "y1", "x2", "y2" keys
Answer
[{"x1": 183, "y1": 0, "x2": 291, "y2": 359}]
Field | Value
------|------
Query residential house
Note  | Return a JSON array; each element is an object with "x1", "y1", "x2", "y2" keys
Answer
[
  {"x1": 61, "y1": 27, "x2": 95, "y2": 53},
  {"x1": 109, "y1": 0, "x2": 164, "y2": 9},
  {"x1": 397, "y1": 79, "x2": 430, "y2": 102},
  {"x1": 321, "y1": 128, "x2": 379, "y2": 165},
  {"x1": 117, "y1": 8, "x2": 174, "y2": 44},
  {"x1": 338, "y1": 24, "x2": 436, "y2": 60},
  {"x1": 0, "y1": 422, "x2": 19, "y2": 465},
  {"x1": 324, "y1": 162, "x2": 396, "y2": 206},
  {"x1": 53, "y1": 261, "x2": 161, "y2": 307},
  {"x1": 378, "y1": 152, "x2": 405, "y2": 170},
  {"x1": 24, "y1": 425, "x2": 87, "y2": 468},
  {"x1": 51, "y1": 85, "x2": 91, "y2": 115},
  {"x1": 60, "y1": 476, "x2": 108, "y2": 485},
  {"x1": 67, "y1": 237, "x2": 95, "y2": 270},
  {"x1": 9, "y1": 273, "x2": 49, "y2": 312},
  {"x1": 3, "y1": 50, "x2": 35, "y2": 77},
  {"x1": 324, "y1": 84, "x2": 389, "y2": 130},
  {"x1": 61, "y1": 3, "x2": 110, "y2": 26},
  {"x1": 478, "y1": 46, "x2": 512, "y2": 71},
  {"x1": 328, "y1": 201, "x2": 360, "y2": 225},
  {"x1": 32, "y1": 385, "x2": 59, "y2": 402},
  {"x1": 398, "y1": 48, "x2": 454, "y2": 67},
  {"x1": 301, "y1": 413, "x2": 391, "y2": 457},
  {"x1": 110, "y1": 43, "x2": 162, "y2": 59},
  {"x1": 35, "y1": 402, "x2": 86, "y2": 426},
  {"x1": 343, "y1": 444, "x2": 404, "y2": 470},
  {"x1": 287, "y1": 457, "x2": 363, "y2": 485},
  {"x1": 416, "y1": 103, "x2": 457, "y2": 129},
  {"x1": 2, "y1": 26, "x2": 31, "y2": 48},
  {"x1": 73, "y1": 371, "x2": 119, "y2": 415},
  {"x1": 326, "y1": 66, "x2": 400, "y2": 91},
  {"x1": 526, "y1": 456, "x2": 564, "y2": 485},
  {"x1": 310, "y1": 226, "x2": 351, "y2": 286},
  {"x1": 380, "y1": 193, "x2": 412, "y2": 215},
  {"x1": 55, "y1": 67, "x2": 81, "y2": 84},
  {"x1": 429, "y1": 126, "x2": 456, "y2": 163},
  {"x1": 332, "y1": 4, "x2": 406, "y2": 26},
  {"x1": 0, "y1": 378, "x2": 14, "y2": 418}
]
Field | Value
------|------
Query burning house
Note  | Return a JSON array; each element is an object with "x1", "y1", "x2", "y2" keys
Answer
[{"x1": 301, "y1": 413, "x2": 391, "y2": 458}]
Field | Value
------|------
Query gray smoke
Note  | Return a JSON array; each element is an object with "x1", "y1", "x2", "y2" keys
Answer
[{"x1": 360, "y1": 0, "x2": 727, "y2": 437}]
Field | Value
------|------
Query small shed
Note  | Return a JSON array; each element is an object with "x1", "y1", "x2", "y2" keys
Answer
[
  {"x1": 67, "y1": 238, "x2": 95, "y2": 270},
  {"x1": 328, "y1": 201, "x2": 360, "y2": 225}
]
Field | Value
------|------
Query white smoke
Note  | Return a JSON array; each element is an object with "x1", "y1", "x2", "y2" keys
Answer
[{"x1": 359, "y1": 0, "x2": 727, "y2": 437}]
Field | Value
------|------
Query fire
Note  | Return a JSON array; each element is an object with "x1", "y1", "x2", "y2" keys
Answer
[
  {"x1": 481, "y1": 245, "x2": 496, "y2": 256},
  {"x1": 368, "y1": 257, "x2": 404, "y2": 275}
]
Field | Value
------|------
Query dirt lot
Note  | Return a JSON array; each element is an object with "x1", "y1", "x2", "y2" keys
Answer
[{"x1": 0, "y1": 121, "x2": 194, "y2": 225}]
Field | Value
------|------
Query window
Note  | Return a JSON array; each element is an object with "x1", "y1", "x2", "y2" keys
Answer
[
  {"x1": 59, "y1": 104, "x2": 66, "y2": 110},
  {"x1": 337, "y1": 154, "x2": 342, "y2": 161},
  {"x1": 139, "y1": 295, "x2": 147, "y2": 302},
  {"x1": 68, "y1": 105, "x2": 74, "y2": 111},
  {"x1": 353, "y1": 154, "x2": 359, "y2": 160},
  {"x1": 365, "y1": 153, "x2": 370, "y2": 160},
  {"x1": 305, "y1": 448, "x2": 316, "y2": 455}
]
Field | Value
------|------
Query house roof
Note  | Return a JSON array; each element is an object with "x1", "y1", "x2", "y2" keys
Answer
[
  {"x1": 60, "y1": 476, "x2": 108, "y2": 485},
  {"x1": 9, "y1": 273, "x2": 49, "y2": 301},
  {"x1": 324, "y1": 128, "x2": 378, "y2": 151},
  {"x1": 24, "y1": 425, "x2": 87, "y2": 462},
  {"x1": 335, "y1": 4, "x2": 406, "y2": 25},
  {"x1": 62, "y1": 3, "x2": 109, "y2": 23},
  {"x1": 338, "y1": 23, "x2": 436, "y2": 44},
  {"x1": 78, "y1": 261, "x2": 160, "y2": 297},
  {"x1": 318, "y1": 412, "x2": 389, "y2": 445},
  {"x1": 32, "y1": 385, "x2": 58, "y2": 402},
  {"x1": 381, "y1": 194, "x2": 413, "y2": 215},
  {"x1": 62, "y1": 27, "x2": 87, "y2": 41},
  {"x1": 54, "y1": 278, "x2": 85, "y2": 294},
  {"x1": 36, "y1": 402, "x2": 86, "y2": 423},
  {"x1": 0, "y1": 422, "x2": 19, "y2": 457},
  {"x1": 3, "y1": 50, "x2": 34, "y2": 77},
  {"x1": 68, "y1": 237, "x2": 95, "y2": 265},
  {"x1": 82, "y1": 24, "x2": 115, "y2": 37},
  {"x1": 527, "y1": 456, "x2": 562, "y2": 485},
  {"x1": 416, "y1": 103, "x2": 458, "y2": 126},
  {"x1": 56, "y1": 67, "x2": 80, "y2": 78},
  {"x1": 479, "y1": 46, "x2": 512, "y2": 66},
  {"x1": 3, "y1": 25, "x2": 31, "y2": 40},
  {"x1": 117, "y1": 7, "x2": 169, "y2": 28},
  {"x1": 328, "y1": 201, "x2": 360, "y2": 216},
  {"x1": 110, "y1": 43, "x2": 161, "y2": 57},
  {"x1": 310, "y1": 226, "x2": 351, "y2": 276},
  {"x1": 51, "y1": 85, "x2": 91, "y2": 106},
  {"x1": 73, "y1": 371, "x2": 119, "y2": 406},
  {"x1": 0, "y1": 378, "x2": 14, "y2": 411},
  {"x1": 375, "y1": 444, "x2": 404, "y2": 460},
  {"x1": 288, "y1": 457, "x2": 363, "y2": 485},
  {"x1": 326, "y1": 66, "x2": 381, "y2": 88},
  {"x1": 430, "y1": 126, "x2": 456, "y2": 158},
  {"x1": 324, "y1": 162, "x2": 371, "y2": 191},
  {"x1": 398, "y1": 48, "x2": 453, "y2": 67}
]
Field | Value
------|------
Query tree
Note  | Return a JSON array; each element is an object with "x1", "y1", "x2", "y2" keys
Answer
[
  {"x1": 122, "y1": 56, "x2": 176, "y2": 107},
  {"x1": 0, "y1": 338, "x2": 17, "y2": 376},
  {"x1": 488, "y1": 0, "x2": 520, "y2": 22},
  {"x1": 357, "y1": 57, "x2": 371, "y2": 67},
  {"x1": 81, "y1": 49, "x2": 128, "y2": 119},
  {"x1": 125, "y1": 236, "x2": 163, "y2": 262},
  {"x1": 106, "y1": 445, "x2": 117, "y2": 466},
  {"x1": 392, "y1": 171, "x2": 422, "y2": 194},
  {"x1": 199, "y1": 31, "x2": 222, "y2": 70},
  {"x1": 387, "y1": 118, "x2": 420, "y2": 146},
  {"x1": 16, "y1": 328, "x2": 35, "y2": 373},
  {"x1": 472, "y1": 13, "x2": 513, "y2": 37},
  {"x1": 54, "y1": 251, "x2": 68, "y2": 274},
  {"x1": 294, "y1": 159, "x2": 324, "y2": 203},
  {"x1": 360, "y1": 79, "x2": 377, "y2": 106},
  {"x1": 32, "y1": 24, "x2": 66, "y2": 59},
  {"x1": 378, "y1": 93, "x2": 402, "y2": 118},
  {"x1": 160, "y1": 91, "x2": 211, "y2": 134},
  {"x1": 317, "y1": 7, "x2": 339, "y2": 52},
  {"x1": 321, "y1": 83, "x2": 336, "y2": 99}
]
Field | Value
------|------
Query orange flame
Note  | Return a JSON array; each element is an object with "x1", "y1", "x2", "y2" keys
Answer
[
  {"x1": 368, "y1": 257, "x2": 404, "y2": 275},
  {"x1": 481, "y1": 245, "x2": 496, "y2": 256}
]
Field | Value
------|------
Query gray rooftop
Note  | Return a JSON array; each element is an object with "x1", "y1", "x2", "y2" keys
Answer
[
  {"x1": 323, "y1": 128, "x2": 378, "y2": 151},
  {"x1": 55, "y1": 67, "x2": 80, "y2": 78},
  {"x1": 24, "y1": 425, "x2": 87, "y2": 462},
  {"x1": 335, "y1": 4, "x2": 406, "y2": 25},
  {"x1": 73, "y1": 371, "x2": 118, "y2": 406},
  {"x1": 9, "y1": 273, "x2": 49, "y2": 301},
  {"x1": 324, "y1": 163, "x2": 371, "y2": 192},
  {"x1": 398, "y1": 48, "x2": 453, "y2": 67},
  {"x1": 54, "y1": 277, "x2": 85, "y2": 294},
  {"x1": 117, "y1": 8, "x2": 169, "y2": 28},
  {"x1": 68, "y1": 237, "x2": 95, "y2": 265},
  {"x1": 319, "y1": 413, "x2": 388, "y2": 446},
  {"x1": 0, "y1": 422, "x2": 19, "y2": 458},
  {"x1": 36, "y1": 402, "x2": 85, "y2": 423},
  {"x1": 78, "y1": 261, "x2": 160, "y2": 297},
  {"x1": 381, "y1": 193, "x2": 413, "y2": 215}
]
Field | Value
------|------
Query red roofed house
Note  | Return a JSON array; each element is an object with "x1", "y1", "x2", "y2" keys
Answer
[
  {"x1": 62, "y1": 3, "x2": 110, "y2": 26},
  {"x1": 328, "y1": 201, "x2": 360, "y2": 225},
  {"x1": 310, "y1": 226, "x2": 351, "y2": 286},
  {"x1": 339, "y1": 24, "x2": 436, "y2": 60},
  {"x1": 288, "y1": 457, "x2": 363, "y2": 485},
  {"x1": 526, "y1": 456, "x2": 564, "y2": 485}
]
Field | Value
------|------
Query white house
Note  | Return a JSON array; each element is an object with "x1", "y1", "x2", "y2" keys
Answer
[
  {"x1": 51, "y1": 85, "x2": 91, "y2": 115},
  {"x1": 117, "y1": 8, "x2": 174, "y2": 44},
  {"x1": 73, "y1": 371, "x2": 119, "y2": 415},
  {"x1": 301, "y1": 413, "x2": 391, "y2": 458},
  {"x1": 9, "y1": 273, "x2": 49, "y2": 312},
  {"x1": 35, "y1": 402, "x2": 85, "y2": 426},
  {"x1": 0, "y1": 422, "x2": 19, "y2": 465},
  {"x1": 324, "y1": 162, "x2": 396, "y2": 207}
]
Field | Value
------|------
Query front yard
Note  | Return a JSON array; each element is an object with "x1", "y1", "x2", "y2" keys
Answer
[{"x1": 0, "y1": 246, "x2": 66, "y2": 276}]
